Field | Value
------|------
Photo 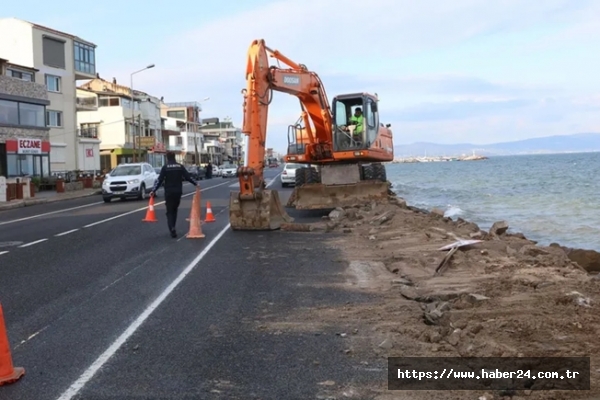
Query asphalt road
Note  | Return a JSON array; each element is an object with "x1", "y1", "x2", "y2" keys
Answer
[{"x1": 0, "y1": 167, "x2": 381, "y2": 400}]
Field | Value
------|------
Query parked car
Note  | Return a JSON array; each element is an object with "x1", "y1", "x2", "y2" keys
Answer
[
  {"x1": 280, "y1": 163, "x2": 305, "y2": 187},
  {"x1": 211, "y1": 165, "x2": 221, "y2": 177},
  {"x1": 280, "y1": 163, "x2": 318, "y2": 187},
  {"x1": 184, "y1": 165, "x2": 206, "y2": 181},
  {"x1": 102, "y1": 163, "x2": 157, "y2": 202},
  {"x1": 221, "y1": 164, "x2": 238, "y2": 178}
]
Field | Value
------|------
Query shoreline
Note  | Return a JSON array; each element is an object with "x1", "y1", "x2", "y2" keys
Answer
[{"x1": 282, "y1": 192, "x2": 600, "y2": 399}]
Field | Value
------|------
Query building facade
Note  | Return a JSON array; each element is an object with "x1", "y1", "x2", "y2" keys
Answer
[
  {"x1": 0, "y1": 17, "x2": 98, "y2": 173},
  {"x1": 161, "y1": 102, "x2": 205, "y2": 165},
  {"x1": 77, "y1": 77, "x2": 166, "y2": 170},
  {"x1": 199, "y1": 117, "x2": 242, "y2": 165},
  {"x1": 0, "y1": 58, "x2": 51, "y2": 178}
]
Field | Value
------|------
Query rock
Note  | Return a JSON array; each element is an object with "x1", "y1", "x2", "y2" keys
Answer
[
  {"x1": 370, "y1": 210, "x2": 396, "y2": 225},
  {"x1": 447, "y1": 329, "x2": 461, "y2": 346},
  {"x1": 389, "y1": 197, "x2": 407, "y2": 208},
  {"x1": 467, "y1": 293, "x2": 490, "y2": 302},
  {"x1": 429, "y1": 332, "x2": 442, "y2": 343},
  {"x1": 535, "y1": 281, "x2": 554, "y2": 290},
  {"x1": 328, "y1": 207, "x2": 345, "y2": 220},
  {"x1": 431, "y1": 208, "x2": 445, "y2": 218},
  {"x1": 489, "y1": 220, "x2": 509, "y2": 236},
  {"x1": 423, "y1": 301, "x2": 451, "y2": 326},
  {"x1": 563, "y1": 248, "x2": 600, "y2": 272},
  {"x1": 391, "y1": 278, "x2": 413, "y2": 286},
  {"x1": 378, "y1": 338, "x2": 393, "y2": 349},
  {"x1": 518, "y1": 245, "x2": 550, "y2": 257},
  {"x1": 344, "y1": 208, "x2": 358, "y2": 220},
  {"x1": 470, "y1": 231, "x2": 485, "y2": 239},
  {"x1": 399, "y1": 286, "x2": 420, "y2": 300},
  {"x1": 369, "y1": 235, "x2": 376, "y2": 241},
  {"x1": 343, "y1": 228, "x2": 352, "y2": 233}
]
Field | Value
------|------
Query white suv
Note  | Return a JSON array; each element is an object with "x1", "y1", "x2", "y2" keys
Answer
[{"x1": 102, "y1": 163, "x2": 158, "y2": 203}]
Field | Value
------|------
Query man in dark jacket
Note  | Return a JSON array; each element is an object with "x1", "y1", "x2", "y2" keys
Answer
[
  {"x1": 206, "y1": 162, "x2": 213, "y2": 179},
  {"x1": 150, "y1": 152, "x2": 199, "y2": 238}
]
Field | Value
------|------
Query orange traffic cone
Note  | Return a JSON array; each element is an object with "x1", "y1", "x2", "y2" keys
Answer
[
  {"x1": 0, "y1": 304, "x2": 24, "y2": 386},
  {"x1": 186, "y1": 187, "x2": 205, "y2": 239},
  {"x1": 205, "y1": 201, "x2": 216, "y2": 223},
  {"x1": 142, "y1": 195, "x2": 157, "y2": 222}
]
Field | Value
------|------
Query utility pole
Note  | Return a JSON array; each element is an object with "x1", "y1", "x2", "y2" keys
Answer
[
  {"x1": 130, "y1": 63, "x2": 155, "y2": 163},
  {"x1": 138, "y1": 114, "x2": 142, "y2": 162}
]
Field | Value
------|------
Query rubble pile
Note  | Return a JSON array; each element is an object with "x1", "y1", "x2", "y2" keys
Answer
[{"x1": 317, "y1": 193, "x2": 600, "y2": 399}]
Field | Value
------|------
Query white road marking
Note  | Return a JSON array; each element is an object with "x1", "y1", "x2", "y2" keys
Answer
[
  {"x1": 55, "y1": 229, "x2": 79, "y2": 237},
  {"x1": 83, "y1": 181, "x2": 232, "y2": 229},
  {"x1": 55, "y1": 223, "x2": 231, "y2": 400},
  {"x1": 18, "y1": 238, "x2": 48, "y2": 248},
  {"x1": 0, "y1": 251, "x2": 8, "y2": 256},
  {"x1": 56, "y1": 174, "x2": 282, "y2": 399},
  {"x1": 0, "y1": 202, "x2": 104, "y2": 226}
]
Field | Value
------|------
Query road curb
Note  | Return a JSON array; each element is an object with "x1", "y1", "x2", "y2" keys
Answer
[{"x1": 0, "y1": 190, "x2": 102, "y2": 211}]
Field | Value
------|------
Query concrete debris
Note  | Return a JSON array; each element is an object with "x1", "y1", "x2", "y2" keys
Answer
[{"x1": 489, "y1": 220, "x2": 509, "y2": 236}]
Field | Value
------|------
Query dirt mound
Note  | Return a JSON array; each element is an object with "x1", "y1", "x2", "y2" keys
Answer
[{"x1": 313, "y1": 193, "x2": 600, "y2": 399}]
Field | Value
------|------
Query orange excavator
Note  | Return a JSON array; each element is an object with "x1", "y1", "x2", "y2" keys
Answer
[{"x1": 229, "y1": 39, "x2": 394, "y2": 230}]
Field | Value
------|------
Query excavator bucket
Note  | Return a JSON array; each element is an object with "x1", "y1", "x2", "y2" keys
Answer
[
  {"x1": 229, "y1": 189, "x2": 294, "y2": 230},
  {"x1": 287, "y1": 181, "x2": 390, "y2": 210}
]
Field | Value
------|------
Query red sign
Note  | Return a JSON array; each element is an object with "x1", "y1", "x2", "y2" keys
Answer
[
  {"x1": 152, "y1": 142, "x2": 166, "y2": 153},
  {"x1": 86, "y1": 148, "x2": 93, "y2": 157},
  {"x1": 17, "y1": 139, "x2": 42, "y2": 154}
]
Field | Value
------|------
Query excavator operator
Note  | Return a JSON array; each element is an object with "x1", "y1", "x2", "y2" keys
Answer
[{"x1": 349, "y1": 107, "x2": 364, "y2": 143}]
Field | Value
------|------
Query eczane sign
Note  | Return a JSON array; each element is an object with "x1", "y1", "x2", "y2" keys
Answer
[{"x1": 17, "y1": 139, "x2": 42, "y2": 154}]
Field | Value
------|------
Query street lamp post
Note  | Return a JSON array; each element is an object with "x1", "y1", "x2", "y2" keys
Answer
[
  {"x1": 130, "y1": 64, "x2": 155, "y2": 162},
  {"x1": 194, "y1": 97, "x2": 210, "y2": 166}
]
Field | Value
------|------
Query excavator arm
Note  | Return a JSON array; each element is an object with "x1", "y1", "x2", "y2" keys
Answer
[{"x1": 237, "y1": 39, "x2": 334, "y2": 200}]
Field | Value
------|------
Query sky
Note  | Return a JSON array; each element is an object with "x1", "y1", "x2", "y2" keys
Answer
[{"x1": 3, "y1": 0, "x2": 600, "y2": 153}]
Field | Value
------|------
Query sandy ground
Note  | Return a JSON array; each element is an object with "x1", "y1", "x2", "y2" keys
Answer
[{"x1": 280, "y1": 191, "x2": 600, "y2": 400}]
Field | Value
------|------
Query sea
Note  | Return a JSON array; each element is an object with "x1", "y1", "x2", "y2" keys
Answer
[{"x1": 387, "y1": 152, "x2": 600, "y2": 252}]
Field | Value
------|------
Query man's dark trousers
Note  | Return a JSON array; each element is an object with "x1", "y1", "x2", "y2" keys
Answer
[{"x1": 165, "y1": 192, "x2": 182, "y2": 231}]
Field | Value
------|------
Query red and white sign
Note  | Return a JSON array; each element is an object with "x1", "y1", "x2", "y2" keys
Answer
[
  {"x1": 17, "y1": 139, "x2": 42, "y2": 154},
  {"x1": 86, "y1": 148, "x2": 94, "y2": 157}
]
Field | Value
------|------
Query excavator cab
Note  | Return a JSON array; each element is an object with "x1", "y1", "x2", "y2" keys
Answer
[{"x1": 332, "y1": 93, "x2": 378, "y2": 152}]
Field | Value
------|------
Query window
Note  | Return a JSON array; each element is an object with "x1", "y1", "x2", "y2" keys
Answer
[
  {"x1": 167, "y1": 110, "x2": 185, "y2": 119},
  {"x1": 99, "y1": 97, "x2": 120, "y2": 107},
  {"x1": 335, "y1": 101, "x2": 347, "y2": 126},
  {"x1": 0, "y1": 100, "x2": 45, "y2": 127},
  {"x1": 74, "y1": 41, "x2": 95, "y2": 75},
  {"x1": 45, "y1": 75, "x2": 61, "y2": 92},
  {"x1": 7, "y1": 69, "x2": 34, "y2": 82},
  {"x1": 5, "y1": 154, "x2": 50, "y2": 178},
  {"x1": 19, "y1": 103, "x2": 45, "y2": 127},
  {"x1": 0, "y1": 99, "x2": 19, "y2": 125},
  {"x1": 42, "y1": 36, "x2": 66, "y2": 69},
  {"x1": 176, "y1": 137, "x2": 183, "y2": 146},
  {"x1": 46, "y1": 110, "x2": 63, "y2": 127}
]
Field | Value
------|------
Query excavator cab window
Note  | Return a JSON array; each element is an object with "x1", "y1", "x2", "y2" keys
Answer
[{"x1": 332, "y1": 96, "x2": 369, "y2": 151}]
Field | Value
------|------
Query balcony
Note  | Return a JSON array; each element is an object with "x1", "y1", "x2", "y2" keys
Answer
[
  {"x1": 74, "y1": 41, "x2": 97, "y2": 80},
  {"x1": 77, "y1": 127, "x2": 98, "y2": 139},
  {"x1": 162, "y1": 125, "x2": 181, "y2": 136},
  {"x1": 76, "y1": 96, "x2": 98, "y2": 111},
  {"x1": 167, "y1": 144, "x2": 183, "y2": 152}
]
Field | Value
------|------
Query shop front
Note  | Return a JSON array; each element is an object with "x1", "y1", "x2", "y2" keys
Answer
[
  {"x1": 148, "y1": 142, "x2": 166, "y2": 168},
  {"x1": 99, "y1": 147, "x2": 148, "y2": 171},
  {"x1": 3, "y1": 138, "x2": 51, "y2": 178}
]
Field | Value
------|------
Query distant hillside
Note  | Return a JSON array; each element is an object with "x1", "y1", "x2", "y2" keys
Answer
[{"x1": 394, "y1": 133, "x2": 600, "y2": 157}]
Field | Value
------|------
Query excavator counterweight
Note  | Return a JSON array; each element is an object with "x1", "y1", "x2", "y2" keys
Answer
[{"x1": 229, "y1": 39, "x2": 394, "y2": 230}]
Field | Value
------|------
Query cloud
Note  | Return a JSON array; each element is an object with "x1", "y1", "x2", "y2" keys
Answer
[{"x1": 100, "y1": 0, "x2": 599, "y2": 152}]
